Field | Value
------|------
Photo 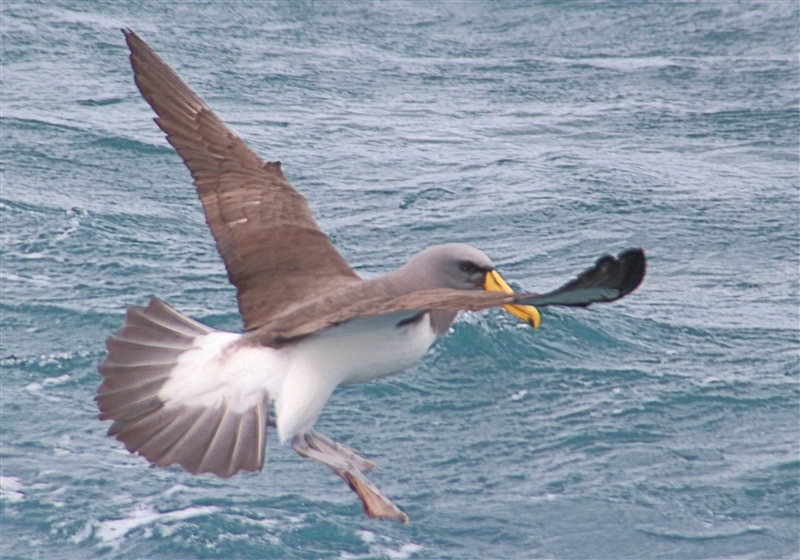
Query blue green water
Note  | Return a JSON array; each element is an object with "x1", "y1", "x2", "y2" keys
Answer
[{"x1": 2, "y1": 2, "x2": 798, "y2": 558}]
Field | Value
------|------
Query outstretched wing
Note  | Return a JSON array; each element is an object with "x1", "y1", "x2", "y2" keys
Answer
[
  {"x1": 516, "y1": 248, "x2": 646, "y2": 307},
  {"x1": 123, "y1": 30, "x2": 360, "y2": 330},
  {"x1": 253, "y1": 249, "x2": 646, "y2": 342}
]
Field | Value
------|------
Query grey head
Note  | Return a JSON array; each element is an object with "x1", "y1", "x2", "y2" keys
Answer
[{"x1": 388, "y1": 243, "x2": 494, "y2": 292}]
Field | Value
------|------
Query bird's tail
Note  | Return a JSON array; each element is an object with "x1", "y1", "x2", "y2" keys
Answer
[{"x1": 96, "y1": 298, "x2": 269, "y2": 477}]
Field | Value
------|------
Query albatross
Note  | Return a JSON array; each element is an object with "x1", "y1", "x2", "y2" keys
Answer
[{"x1": 97, "y1": 29, "x2": 646, "y2": 522}]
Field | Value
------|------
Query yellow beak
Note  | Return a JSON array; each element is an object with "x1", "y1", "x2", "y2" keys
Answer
[{"x1": 483, "y1": 270, "x2": 541, "y2": 329}]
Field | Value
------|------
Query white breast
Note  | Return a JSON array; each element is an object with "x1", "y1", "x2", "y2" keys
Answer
[
  {"x1": 154, "y1": 312, "x2": 438, "y2": 445},
  {"x1": 275, "y1": 312, "x2": 438, "y2": 442}
]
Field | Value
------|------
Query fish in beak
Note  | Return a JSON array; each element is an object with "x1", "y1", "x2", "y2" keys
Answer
[{"x1": 483, "y1": 270, "x2": 541, "y2": 329}]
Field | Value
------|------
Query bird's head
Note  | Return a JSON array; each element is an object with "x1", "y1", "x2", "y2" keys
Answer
[{"x1": 399, "y1": 243, "x2": 540, "y2": 328}]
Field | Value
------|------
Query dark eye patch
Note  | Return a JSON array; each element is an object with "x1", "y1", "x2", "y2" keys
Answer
[{"x1": 458, "y1": 261, "x2": 482, "y2": 274}]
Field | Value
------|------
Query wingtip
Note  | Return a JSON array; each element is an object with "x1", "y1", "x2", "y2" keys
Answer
[
  {"x1": 121, "y1": 29, "x2": 140, "y2": 64},
  {"x1": 613, "y1": 248, "x2": 646, "y2": 298},
  {"x1": 122, "y1": 29, "x2": 147, "y2": 54}
]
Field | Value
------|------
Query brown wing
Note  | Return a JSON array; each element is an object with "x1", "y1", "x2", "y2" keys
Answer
[
  {"x1": 253, "y1": 249, "x2": 646, "y2": 342},
  {"x1": 259, "y1": 288, "x2": 518, "y2": 341},
  {"x1": 123, "y1": 30, "x2": 360, "y2": 330}
]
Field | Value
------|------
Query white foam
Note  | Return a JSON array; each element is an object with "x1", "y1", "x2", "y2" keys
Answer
[
  {"x1": 42, "y1": 374, "x2": 71, "y2": 386},
  {"x1": 97, "y1": 505, "x2": 218, "y2": 546},
  {"x1": 0, "y1": 476, "x2": 25, "y2": 503},
  {"x1": 163, "y1": 484, "x2": 190, "y2": 497},
  {"x1": 54, "y1": 209, "x2": 84, "y2": 242},
  {"x1": 70, "y1": 521, "x2": 94, "y2": 544},
  {"x1": 385, "y1": 544, "x2": 423, "y2": 560},
  {"x1": 0, "y1": 272, "x2": 51, "y2": 284},
  {"x1": 25, "y1": 382, "x2": 61, "y2": 402},
  {"x1": 341, "y1": 536, "x2": 423, "y2": 560},
  {"x1": 530, "y1": 493, "x2": 558, "y2": 502},
  {"x1": 357, "y1": 530, "x2": 376, "y2": 543},
  {"x1": 18, "y1": 251, "x2": 49, "y2": 259}
]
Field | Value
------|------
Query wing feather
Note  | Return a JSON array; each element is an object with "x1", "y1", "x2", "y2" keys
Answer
[
  {"x1": 141, "y1": 407, "x2": 221, "y2": 466},
  {"x1": 97, "y1": 364, "x2": 172, "y2": 393},
  {"x1": 516, "y1": 248, "x2": 646, "y2": 307},
  {"x1": 107, "y1": 399, "x2": 165, "y2": 433},
  {"x1": 252, "y1": 249, "x2": 646, "y2": 342},
  {"x1": 123, "y1": 30, "x2": 360, "y2": 329},
  {"x1": 116, "y1": 406, "x2": 178, "y2": 451},
  {"x1": 196, "y1": 406, "x2": 241, "y2": 476},
  {"x1": 153, "y1": 406, "x2": 221, "y2": 472},
  {"x1": 96, "y1": 378, "x2": 167, "y2": 411}
]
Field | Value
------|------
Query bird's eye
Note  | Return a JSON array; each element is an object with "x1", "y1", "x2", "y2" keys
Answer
[{"x1": 459, "y1": 262, "x2": 479, "y2": 274}]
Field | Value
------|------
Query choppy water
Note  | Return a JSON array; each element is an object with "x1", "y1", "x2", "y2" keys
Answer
[{"x1": 2, "y1": 2, "x2": 798, "y2": 558}]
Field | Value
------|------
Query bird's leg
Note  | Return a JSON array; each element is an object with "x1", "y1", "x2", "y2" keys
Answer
[
  {"x1": 269, "y1": 416, "x2": 403, "y2": 521},
  {"x1": 291, "y1": 432, "x2": 408, "y2": 523},
  {"x1": 268, "y1": 417, "x2": 374, "y2": 471},
  {"x1": 304, "y1": 429, "x2": 376, "y2": 472}
]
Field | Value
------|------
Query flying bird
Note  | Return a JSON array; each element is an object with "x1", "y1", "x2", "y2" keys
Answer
[{"x1": 97, "y1": 29, "x2": 646, "y2": 522}]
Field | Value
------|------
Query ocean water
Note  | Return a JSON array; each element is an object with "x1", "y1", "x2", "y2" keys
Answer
[{"x1": 2, "y1": 2, "x2": 798, "y2": 558}]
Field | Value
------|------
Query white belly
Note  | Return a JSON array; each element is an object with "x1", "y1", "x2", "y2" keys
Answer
[
  {"x1": 275, "y1": 312, "x2": 437, "y2": 442},
  {"x1": 156, "y1": 312, "x2": 437, "y2": 445}
]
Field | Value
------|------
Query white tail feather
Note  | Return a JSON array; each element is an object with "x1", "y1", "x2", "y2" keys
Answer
[{"x1": 97, "y1": 298, "x2": 275, "y2": 477}]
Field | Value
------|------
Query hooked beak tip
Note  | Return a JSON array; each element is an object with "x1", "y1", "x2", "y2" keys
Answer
[{"x1": 483, "y1": 270, "x2": 541, "y2": 329}]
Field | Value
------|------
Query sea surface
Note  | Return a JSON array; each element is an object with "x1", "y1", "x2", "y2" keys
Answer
[{"x1": 1, "y1": 2, "x2": 798, "y2": 559}]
